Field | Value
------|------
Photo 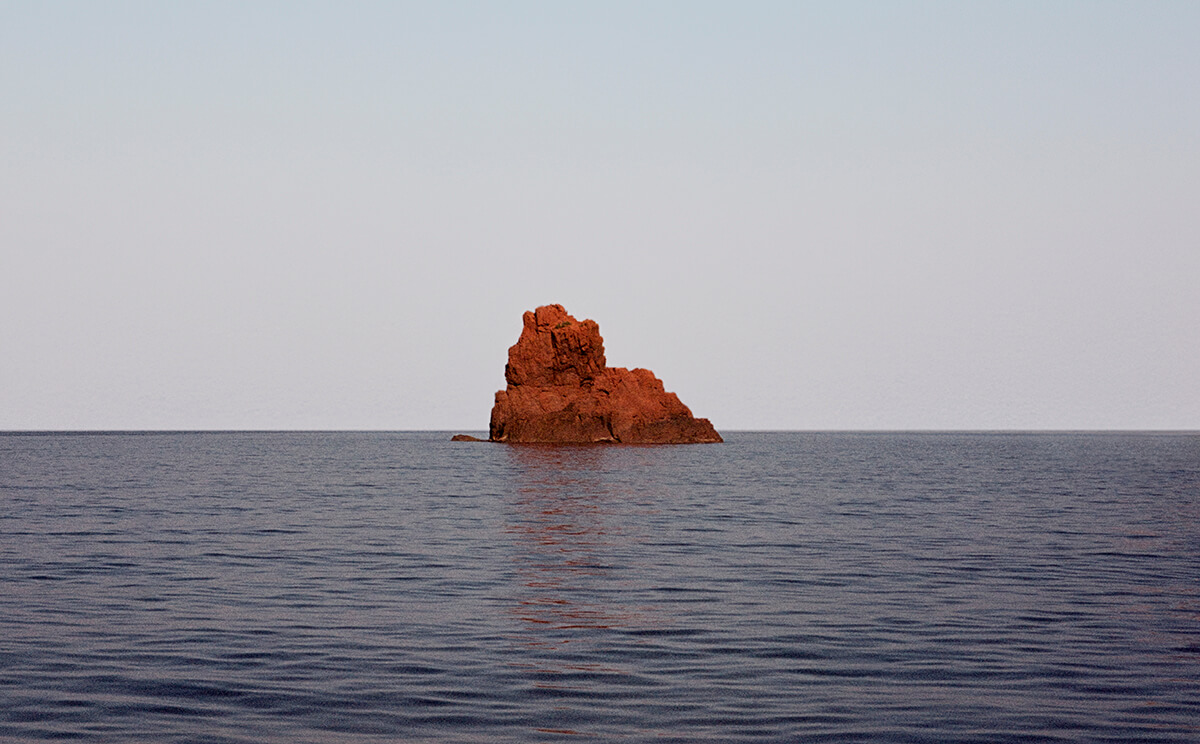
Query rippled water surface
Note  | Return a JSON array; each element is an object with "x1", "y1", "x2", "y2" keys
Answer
[{"x1": 1, "y1": 431, "x2": 1198, "y2": 742}]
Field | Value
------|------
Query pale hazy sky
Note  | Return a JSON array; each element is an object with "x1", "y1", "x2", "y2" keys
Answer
[{"x1": 3, "y1": 1, "x2": 1198, "y2": 430}]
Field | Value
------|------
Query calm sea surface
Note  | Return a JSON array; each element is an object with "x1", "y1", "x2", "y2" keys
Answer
[{"x1": 1, "y1": 431, "x2": 1197, "y2": 743}]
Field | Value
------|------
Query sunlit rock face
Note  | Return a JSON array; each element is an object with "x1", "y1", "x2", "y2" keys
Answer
[{"x1": 489, "y1": 304, "x2": 722, "y2": 444}]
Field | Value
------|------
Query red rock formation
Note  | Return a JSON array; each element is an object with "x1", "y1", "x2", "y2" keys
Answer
[{"x1": 489, "y1": 305, "x2": 722, "y2": 444}]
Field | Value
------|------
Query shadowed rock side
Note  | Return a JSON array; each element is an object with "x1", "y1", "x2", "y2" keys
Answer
[{"x1": 489, "y1": 304, "x2": 722, "y2": 444}]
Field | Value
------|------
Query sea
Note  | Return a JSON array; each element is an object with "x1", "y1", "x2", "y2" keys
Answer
[{"x1": 0, "y1": 431, "x2": 1197, "y2": 743}]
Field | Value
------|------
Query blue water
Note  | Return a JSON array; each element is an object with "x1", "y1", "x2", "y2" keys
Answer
[{"x1": 1, "y1": 431, "x2": 1197, "y2": 742}]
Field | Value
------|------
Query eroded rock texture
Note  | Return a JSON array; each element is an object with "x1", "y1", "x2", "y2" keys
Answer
[{"x1": 489, "y1": 304, "x2": 722, "y2": 444}]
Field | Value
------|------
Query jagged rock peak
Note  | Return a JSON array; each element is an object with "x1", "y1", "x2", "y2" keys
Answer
[{"x1": 504, "y1": 304, "x2": 606, "y2": 388}]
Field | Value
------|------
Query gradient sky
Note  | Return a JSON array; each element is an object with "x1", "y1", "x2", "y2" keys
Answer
[{"x1": 3, "y1": 1, "x2": 1198, "y2": 430}]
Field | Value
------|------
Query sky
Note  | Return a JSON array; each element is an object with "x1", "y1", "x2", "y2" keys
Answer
[{"x1": 3, "y1": 1, "x2": 1198, "y2": 431}]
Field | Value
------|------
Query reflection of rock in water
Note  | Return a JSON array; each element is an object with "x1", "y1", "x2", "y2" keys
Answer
[{"x1": 502, "y1": 445, "x2": 661, "y2": 662}]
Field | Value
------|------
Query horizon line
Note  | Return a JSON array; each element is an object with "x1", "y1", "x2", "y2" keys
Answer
[{"x1": 2, "y1": 428, "x2": 1197, "y2": 435}]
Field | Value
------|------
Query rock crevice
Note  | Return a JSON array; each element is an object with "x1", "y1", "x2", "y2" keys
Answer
[{"x1": 489, "y1": 304, "x2": 722, "y2": 444}]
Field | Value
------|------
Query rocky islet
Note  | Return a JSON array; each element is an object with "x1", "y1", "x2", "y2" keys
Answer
[{"x1": 486, "y1": 304, "x2": 721, "y2": 444}]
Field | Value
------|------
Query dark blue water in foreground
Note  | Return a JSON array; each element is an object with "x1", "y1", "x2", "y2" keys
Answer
[{"x1": 1, "y1": 432, "x2": 1198, "y2": 743}]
